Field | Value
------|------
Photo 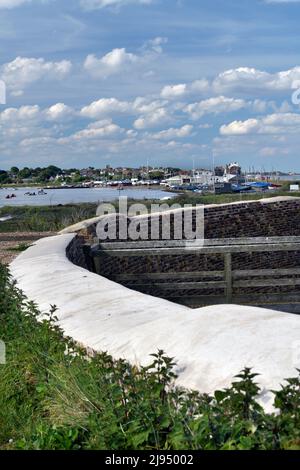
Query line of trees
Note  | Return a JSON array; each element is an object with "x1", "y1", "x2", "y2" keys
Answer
[{"x1": 0, "y1": 166, "x2": 71, "y2": 184}]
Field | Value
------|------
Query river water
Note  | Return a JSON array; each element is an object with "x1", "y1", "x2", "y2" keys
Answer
[{"x1": 0, "y1": 187, "x2": 175, "y2": 207}]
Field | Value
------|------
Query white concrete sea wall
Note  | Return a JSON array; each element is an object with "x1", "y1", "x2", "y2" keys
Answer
[{"x1": 10, "y1": 233, "x2": 300, "y2": 412}]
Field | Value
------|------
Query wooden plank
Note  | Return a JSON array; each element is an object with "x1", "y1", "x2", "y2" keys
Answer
[
  {"x1": 234, "y1": 292, "x2": 300, "y2": 303},
  {"x1": 233, "y1": 268, "x2": 300, "y2": 279},
  {"x1": 93, "y1": 256, "x2": 101, "y2": 274},
  {"x1": 114, "y1": 271, "x2": 224, "y2": 281},
  {"x1": 123, "y1": 281, "x2": 226, "y2": 290},
  {"x1": 171, "y1": 292, "x2": 300, "y2": 305},
  {"x1": 97, "y1": 236, "x2": 300, "y2": 250},
  {"x1": 114, "y1": 269, "x2": 300, "y2": 282},
  {"x1": 92, "y1": 242, "x2": 300, "y2": 257},
  {"x1": 234, "y1": 278, "x2": 300, "y2": 288},
  {"x1": 224, "y1": 252, "x2": 232, "y2": 303}
]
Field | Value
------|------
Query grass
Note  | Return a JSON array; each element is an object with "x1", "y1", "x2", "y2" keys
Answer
[
  {"x1": 5, "y1": 243, "x2": 32, "y2": 253},
  {"x1": 0, "y1": 263, "x2": 299, "y2": 450},
  {"x1": 0, "y1": 204, "x2": 98, "y2": 233}
]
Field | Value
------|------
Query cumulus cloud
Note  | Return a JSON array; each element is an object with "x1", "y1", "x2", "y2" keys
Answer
[
  {"x1": 133, "y1": 107, "x2": 170, "y2": 129},
  {"x1": 0, "y1": 105, "x2": 49, "y2": 141},
  {"x1": 68, "y1": 119, "x2": 123, "y2": 141},
  {"x1": 220, "y1": 113, "x2": 300, "y2": 135},
  {"x1": 159, "y1": 67, "x2": 300, "y2": 102},
  {"x1": 184, "y1": 96, "x2": 247, "y2": 120},
  {"x1": 0, "y1": 101, "x2": 127, "y2": 160},
  {"x1": 84, "y1": 37, "x2": 166, "y2": 79},
  {"x1": 80, "y1": 0, "x2": 153, "y2": 11},
  {"x1": 84, "y1": 49, "x2": 138, "y2": 79},
  {"x1": 213, "y1": 66, "x2": 300, "y2": 94},
  {"x1": 0, "y1": 103, "x2": 76, "y2": 128},
  {"x1": 0, "y1": 104, "x2": 40, "y2": 122},
  {"x1": 160, "y1": 79, "x2": 210, "y2": 100},
  {"x1": 132, "y1": 97, "x2": 168, "y2": 114},
  {"x1": 1, "y1": 57, "x2": 72, "y2": 95},
  {"x1": 80, "y1": 98, "x2": 131, "y2": 118},
  {"x1": 161, "y1": 84, "x2": 187, "y2": 99},
  {"x1": 45, "y1": 103, "x2": 74, "y2": 121},
  {"x1": 150, "y1": 124, "x2": 194, "y2": 140},
  {"x1": 80, "y1": 96, "x2": 172, "y2": 130}
]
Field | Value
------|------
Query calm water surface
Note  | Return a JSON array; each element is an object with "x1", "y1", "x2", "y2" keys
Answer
[{"x1": 0, "y1": 187, "x2": 175, "y2": 207}]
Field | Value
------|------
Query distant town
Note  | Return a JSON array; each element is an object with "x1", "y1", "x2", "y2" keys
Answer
[{"x1": 1, "y1": 163, "x2": 300, "y2": 195}]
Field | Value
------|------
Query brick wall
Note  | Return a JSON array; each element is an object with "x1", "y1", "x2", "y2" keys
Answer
[{"x1": 67, "y1": 198, "x2": 300, "y2": 307}]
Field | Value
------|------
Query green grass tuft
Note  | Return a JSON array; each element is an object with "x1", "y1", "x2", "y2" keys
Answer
[{"x1": 0, "y1": 263, "x2": 299, "y2": 450}]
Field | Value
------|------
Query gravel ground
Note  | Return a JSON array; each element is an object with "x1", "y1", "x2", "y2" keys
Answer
[{"x1": 0, "y1": 232, "x2": 56, "y2": 264}]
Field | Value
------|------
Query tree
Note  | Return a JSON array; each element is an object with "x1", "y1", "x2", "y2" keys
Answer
[
  {"x1": 0, "y1": 170, "x2": 10, "y2": 183},
  {"x1": 19, "y1": 167, "x2": 32, "y2": 179}
]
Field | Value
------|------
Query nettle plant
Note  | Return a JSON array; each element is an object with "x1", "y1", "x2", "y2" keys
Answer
[{"x1": 0, "y1": 263, "x2": 299, "y2": 450}]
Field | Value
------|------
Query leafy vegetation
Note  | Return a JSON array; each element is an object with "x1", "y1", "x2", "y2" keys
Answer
[{"x1": 0, "y1": 263, "x2": 299, "y2": 450}]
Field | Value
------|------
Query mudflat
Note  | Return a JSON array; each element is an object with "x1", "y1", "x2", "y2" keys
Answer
[{"x1": 0, "y1": 232, "x2": 56, "y2": 264}]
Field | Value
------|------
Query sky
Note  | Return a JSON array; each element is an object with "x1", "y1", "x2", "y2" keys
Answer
[{"x1": 1, "y1": 0, "x2": 300, "y2": 171}]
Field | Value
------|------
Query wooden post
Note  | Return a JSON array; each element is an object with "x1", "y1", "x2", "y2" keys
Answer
[
  {"x1": 224, "y1": 252, "x2": 232, "y2": 303},
  {"x1": 93, "y1": 255, "x2": 101, "y2": 275}
]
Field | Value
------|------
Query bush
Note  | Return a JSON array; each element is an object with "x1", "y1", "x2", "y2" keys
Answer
[{"x1": 0, "y1": 263, "x2": 299, "y2": 450}]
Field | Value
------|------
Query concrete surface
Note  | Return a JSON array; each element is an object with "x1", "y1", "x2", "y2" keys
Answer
[{"x1": 10, "y1": 233, "x2": 300, "y2": 412}]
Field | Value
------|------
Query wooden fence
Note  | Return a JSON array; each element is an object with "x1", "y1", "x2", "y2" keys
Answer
[{"x1": 91, "y1": 236, "x2": 300, "y2": 309}]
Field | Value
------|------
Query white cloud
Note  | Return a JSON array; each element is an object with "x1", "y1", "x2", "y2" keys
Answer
[
  {"x1": 213, "y1": 66, "x2": 300, "y2": 94},
  {"x1": 151, "y1": 124, "x2": 194, "y2": 140},
  {"x1": 143, "y1": 37, "x2": 168, "y2": 54},
  {"x1": 220, "y1": 113, "x2": 300, "y2": 135},
  {"x1": 84, "y1": 37, "x2": 166, "y2": 79},
  {"x1": 0, "y1": 105, "x2": 40, "y2": 122},
  {"x1": 184, "y1": 96, "x2": 247, "y2": 120},
  {"x1": 45, "y1": 103, "x2": 74, "y2": 121},
  {"x1": 1, "y1": 57, "x2": 72, "y2": 95},
  {"x1": 84, "y1": 48, "x2": 138, "y2": 79},
  {"x1": 132, "y1": 97, "x2": 165, "y2": 112},
  {"x1": 133, "y1": 107, "x2": 170, "y2": 129},
  {"x1": 0, "y1": 103, "x2": 75, "y2": 128},
  {"x1": 190, "y1": 79, "x2": 210, "y2": 93},
  {"x1": 80, "y1": 96, "x2": 172, "y2": 130},
  {"x1": 69, "y1": 119, "x2": 123, "y2": 141},
  {"x1": 220, "y1": 119, "x2": 260, "y2": 136},
  {"x1": 80, "y1": 98, "x2": 131, "y2": 118},
  {"x1": 160, "y1": 79, "x2": 210, "y2": 100},
  {"x1": 20, "y1": 136, "x2": 56, "y2": 147},
  {"x1": 161, "y1": 84, "x2": 187, "y2": 100},
  {"x1": 158, "y1": 67, "x2": 300, "y2": 105},
  {"x1": 80, "y1": 0, "x2": 153, "y2": 11}
]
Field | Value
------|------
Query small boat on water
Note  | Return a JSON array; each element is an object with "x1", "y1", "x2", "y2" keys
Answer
[
  {"x1": 5, "y1": 194, "x2": 17, "y2": 199},
  {"x1": 24, "y1": 190, "x2": 47, "y2": 196}
]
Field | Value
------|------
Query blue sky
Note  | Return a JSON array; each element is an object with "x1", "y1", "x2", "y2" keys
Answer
[{"x1": 1, "y1": 0, "x2": 300, "y2": 171}]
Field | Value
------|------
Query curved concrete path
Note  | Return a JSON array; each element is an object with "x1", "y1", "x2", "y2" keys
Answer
[{"x1": 10, "y1": 233, "x2": 300, "y2": 412}]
